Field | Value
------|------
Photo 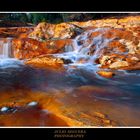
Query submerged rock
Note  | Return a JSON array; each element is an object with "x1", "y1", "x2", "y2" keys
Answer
[
  {"x1": 93, "y1": 112, "x2": 107, "y2": 119},
  {"x1": 97, "y1": 70, "x2": 114, "y2": 78}
]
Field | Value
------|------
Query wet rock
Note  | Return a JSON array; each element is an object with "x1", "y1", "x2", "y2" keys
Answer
[
  {"x1": 93, "y1": 112, "x2": 107, "y2": 119},
  {"x1": 72, "y1": 16, "x2": 140, "y2": 29},
  {"x1": 28, "y1": 22, "x2": 77, "y2": 41},
  {"x1": 109, "y1": 61, "x2": 129, "y2": 69},
  {"x1": 97, "y1": 71, "x2": 114, "y2": 78},
  {"x1": 0, "y1": 27, "x2": 33, "y2": 38},
  {"x1": 110, "y1": 120, "x2": 118, "y2": 126},
  {"x1": 29, "y1": 16, "x2": 140, "y2": 42},
  {"x1": 100, "y1": 56, "x2": 111, "y2": 65},
  {"x1": 12, "y1": 38, "x2": 45, "y2": 59},
  {"x1": 102, "y1": 119, "x2": 111, "y2": 124},
  {"x1": 121, "y1": 62, "x2": 140, "y2": 70},
  {"x1": 130, "y1": 57, "x2": 139, "y2": 61},
  {"x1": 60, "y1": 58, "x2": 73, "y2": 64},
  {"x1": 28, "y1": 22, "x2": 55, "y2": 41},
  {"x1": 12, "y1": 38, "x2": 72, "y2": 59},
  {"x1": 24, "y1": 55, "x2": 64, "y2": 70}
]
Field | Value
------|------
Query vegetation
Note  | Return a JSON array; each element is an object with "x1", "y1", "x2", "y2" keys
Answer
[{"x1": 0, "y1": 13, "x2": 139, "y2": 25}]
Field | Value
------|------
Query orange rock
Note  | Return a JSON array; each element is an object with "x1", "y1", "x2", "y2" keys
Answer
[
  {"x1": 0, "y1": 27, "x2": 33, "y2": 38},
  {"x1": 122, "y1": 62, "x2": 140, "y2": 70},
  {"x1": 132, "y1": 37, "x2": 139, "y2": 45},
  {"x1": 102, "y1": 119, "x2": 111, "y2": 124},
  {"x1": 126, "y1": 56, "x2": 139, "y2": 65},
  {"x1": 18, "y1": 33, "x2": 28, "y2": 39},
  {"x1": 109, "y1": 61, "x2": 129, "y2": 69},
  {"x1": 93, "y1": 112, "x2": 106, "y2": 119},
  {"x1": 89, "y1": 31, "x2": 101, "y2": 38},
  {"x1": 108, "y1": 41, "x2": 126, "y2": 52},
  {"x1": 24, "y1": 55, "x2": 64, "y2": 70},
  {"x1": 12, "y1": 38, "x2": 72, "y2": 59},
  {"x1": 97, "y1": 70, "x2": 114, "y2": 78},
  {"x1": 54, "y1": 39, "x2": 72, "y2": 49},
  {"x1": 28, "y1": 22, "x2": 76, "y2": 41},
  {"x1": 103, "y1": 29, "x2": 133, "y2": 41}
]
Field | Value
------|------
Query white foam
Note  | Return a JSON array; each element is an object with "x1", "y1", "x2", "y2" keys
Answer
[
  {"x1": 27, "y1": 101, "x2": 38, "y2": 106},
  {"x1": 53, "y1": 27, "x2": 112, "y2": 68},
  {"x1": 0, "y1": 58, "x2": 23, "y2": 69},
  {"x1": 0, "y1": 38, "x2": 12, "y2": 58},
  {"x1": 1, "y1": 107, "x2": 9, "y2": 112}
]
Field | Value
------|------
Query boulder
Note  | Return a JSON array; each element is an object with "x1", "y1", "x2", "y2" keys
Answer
[
  {"x1": 12, "y1": 38, "x2": 72, "y2": 59},
  {"x1": 28, "y1": 22, "x2": 78, "y2": 41}
]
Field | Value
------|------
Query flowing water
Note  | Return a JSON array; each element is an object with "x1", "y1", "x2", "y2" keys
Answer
[
  {"x1": 0, "y1": 38, "x2": 12, "y2": 58},
  {"x1": 0, "y1": 29, "x2": 140, "y2": 126}
]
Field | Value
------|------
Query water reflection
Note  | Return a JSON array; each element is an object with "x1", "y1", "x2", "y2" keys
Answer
[{"x1": 0, "y1": 58, "x2": 140, "y2": 126}]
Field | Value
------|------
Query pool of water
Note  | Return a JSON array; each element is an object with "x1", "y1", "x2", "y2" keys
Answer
[{"x1": 0, "y1": 58, "x2": 140, "y2": 126}]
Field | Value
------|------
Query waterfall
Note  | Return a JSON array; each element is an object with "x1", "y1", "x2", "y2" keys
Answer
[
  {"x1": 55, "y1": 27, "x2": 111, "y2": 66},
  {"x1": 0, "y1": 38, "x2": 23, "y2": 68},
  {"x1": 0, "y1": 38, "x2": 12, "y2": 58}
]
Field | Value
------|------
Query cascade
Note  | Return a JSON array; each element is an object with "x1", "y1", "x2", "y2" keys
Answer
[{"x1": 0, "y1": 38, "x2": 12, "y2": 58}]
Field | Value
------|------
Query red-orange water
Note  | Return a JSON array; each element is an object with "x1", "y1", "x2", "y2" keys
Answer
[{"x1": 0, "y1": 62, "x2": 140, "y2": 127}]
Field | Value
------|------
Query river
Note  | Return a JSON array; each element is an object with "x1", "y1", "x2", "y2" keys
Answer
[{"x1": 0, "y1": 29, "x2": 140, "y2": 126}]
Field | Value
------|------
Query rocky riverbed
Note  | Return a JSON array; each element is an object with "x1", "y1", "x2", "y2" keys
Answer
[{"x1": 0, "y1": 16, "x2": 140, "y2": 126}]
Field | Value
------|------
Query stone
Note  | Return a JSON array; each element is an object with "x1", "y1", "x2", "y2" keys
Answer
[
  {"x1": 24, "y1": 55, "x2": 64, "y2": 70},
  {"x1": 97, "y1": 71, "x2": 114, "y2": 78},
  {"x1": 109, "y1": 61, "x2": 129, "y2": 69},
  {"x1": 12, "y1": 38, "x2": 72, "y2": 59},
  {"x1": 94, "y1": 112, "x2": 106, "y2": 119},
  {"x1": 28, "y1": 22, "x2": 76, "y2": 41},
  {"x1": 0, "y1": 27, "x2": 33, "y2": 38},
  {"x1": 102, "y1": 119, "x2": 111, "y2": 124},
  {"x1": 60, "y1": 58, "x2": 73, "y2": 64},
  {"x1": 131, "y1": 57, "x2": 139, "y2": 61},
  {"x1": 100, "y1": 56, "x2": 111, "y2": 65}
]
